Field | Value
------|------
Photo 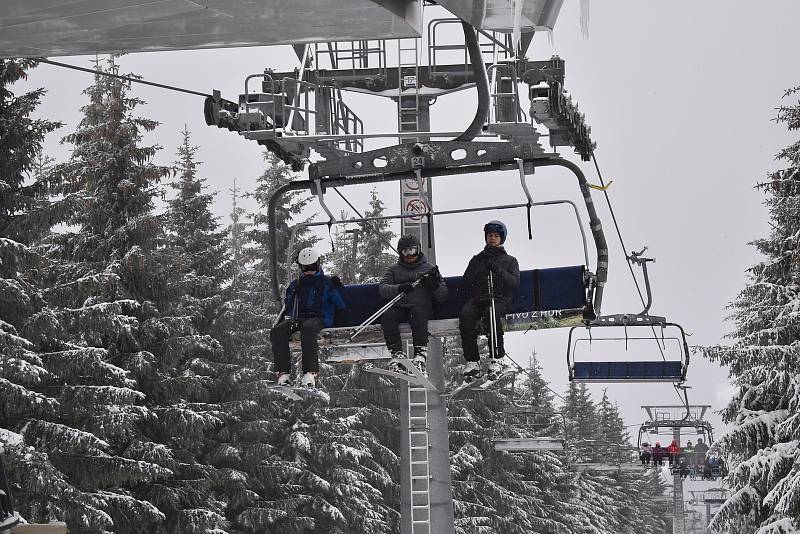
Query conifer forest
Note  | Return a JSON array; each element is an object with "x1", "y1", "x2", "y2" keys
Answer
[{"x1": 1, "y1": 3, "x2": 800, "y2": 534}]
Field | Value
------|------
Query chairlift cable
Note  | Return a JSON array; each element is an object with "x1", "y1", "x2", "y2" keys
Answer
[
  {"x1": 589, "y1": 151, "x2": 648, "y2": 310},
  {"x1": 590, "y1": 151, "x2": 672, "y2": 370},
  {"x1": 503, "y1": 353, "x2": 566, "y2": 402},
  {"x1": 37, "y1": 57, "x2": 212, "y2": 98}
]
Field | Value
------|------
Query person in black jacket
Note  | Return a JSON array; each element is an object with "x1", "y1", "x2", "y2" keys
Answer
[
  {"x1": 379, "y1": 235, "x2": 447, "y2": 376},
  {"x1": 459, "y1": 220, "x2": 520, "y2": 382}
]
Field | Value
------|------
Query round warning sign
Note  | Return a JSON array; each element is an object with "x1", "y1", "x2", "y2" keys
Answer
[
  {"x1": 404, "y1": 197, "x2": 429, "y2": 221},
  {"x1": 403, "y1": 176, "x2": 425, "y2": 191}
]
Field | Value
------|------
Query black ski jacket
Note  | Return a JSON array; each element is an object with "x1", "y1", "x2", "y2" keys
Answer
[
  {"x1": 461, "y1": 246, "x2": 520, "y2": 305},
  {"x1": 379, "y1": 253, "x2": 448, "y2": 307}
]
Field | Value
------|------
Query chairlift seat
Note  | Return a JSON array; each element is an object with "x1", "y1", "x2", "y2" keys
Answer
[
  {"x1": 316, "y1": 265, "x2": 589, "y2": 353},
  {"x1": 494, "y1": 437, "x2": 565, "y2": 452},
  {"x1": 338, "y1": 265, "x2": 588, "y2": 327},
  {"x1": 572, "y1": 360, "x2": 684, "y2": 382}
]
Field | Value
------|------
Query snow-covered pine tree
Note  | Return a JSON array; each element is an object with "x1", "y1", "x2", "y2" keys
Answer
[
  {"x1": 244, "y1": 151, "x2": 318, "y2": 316},
  {"x1": 227, "y1": 179, "x2": 248, "y2": 294},
  {"x1": 0, "y1": 57, "x2": 94, "y2": 528},
  {"x1": 357, "y1": 188, "x2": 396, "y2": 283},
  {"x1": 324, "y1": 215, "x2": 360, "y2": 284},
  {"x1": 32, "y1": 57, "x2": 230, "y2": 533},
  {"x1": 703, "y1": 86, "x2": 800, "y2": 534},
  {"x1": 163, "y1": 125, "x2": 229, "y2": 329},
  {"x1": 443, "y1": 339, "x2": 577, "y2": 534},
  {"x1": 596, "y1": 389, "x2": 630, "y2": 459},
  {"x1": 520, "y1": 353, "x2": 555, "y2": 415},
  {"x1": 562, "y1": 383, "x2": 599, "y2": 462}
]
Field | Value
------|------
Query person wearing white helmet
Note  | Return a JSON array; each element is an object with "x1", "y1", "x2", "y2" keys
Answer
[
  {"x1": 459, "y1": 220, "x2": 520, "y2": 383},
  {"x1": 270, "y1": 247, "x2": 347, "y2": 389}
]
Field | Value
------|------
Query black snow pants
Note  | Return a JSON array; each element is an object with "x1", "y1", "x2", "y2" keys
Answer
[
  {"x1": 459, "y1": 298, "x2": 510, "y2": 362},
  {"x1": 270, "y1": 317, "x2": 326, "y2": 374},
  {"x1": 381, "y1": 303, "x2": 433, "y2": 352}
]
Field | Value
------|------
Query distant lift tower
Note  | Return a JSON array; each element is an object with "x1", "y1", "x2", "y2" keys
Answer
[{"x1": 641, "y1": 405, "x2": 713, "y2": 534}]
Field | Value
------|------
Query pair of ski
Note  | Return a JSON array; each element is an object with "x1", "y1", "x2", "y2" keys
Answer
[
  {"x1": 267, "y1": 383, "x2": 329, "y2": 402},
  {"x1": 444, "y1": 369, "x2": 516, "y2": 399},
  {"x1": 366, "y1": 359, "x2": 515, "y2": 397}
]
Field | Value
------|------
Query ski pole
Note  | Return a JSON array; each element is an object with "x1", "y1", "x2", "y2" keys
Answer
[
  {"x1": 347, "y1": 271, "x2": 434, "y2": 342},
  {"x1": 488, "y1": 270, "x2": 498, "y2": 359}
]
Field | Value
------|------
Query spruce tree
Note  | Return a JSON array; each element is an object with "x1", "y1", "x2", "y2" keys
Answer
[
  {"x1": 0, "y1": 57, "x2": 87, "y2": 527},
  {"x1": 562, "y1": 383, "x2": 598, "y2": 461},
  {"x1": 164, "y1": 126, "x2": 229, "y2": 309},
  {"x1": 244, "y1": 151, "x2": 317, "y2": 315},
  {"x1": 703, "y1": 86, "x2": 800, "y2": 534},
  {"x1": 357, "y1": 188, "x2": 396, "y2": 283},
  {"x1": 596, "y1": 389, "x2": 630, "y2": 457},
  {"x1": 32, "y1": 57, "x2": 230, "y2": 533}
]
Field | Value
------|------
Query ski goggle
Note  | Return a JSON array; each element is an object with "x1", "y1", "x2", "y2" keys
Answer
[
  {"x1": 400, "y1": 246, "x2": 419, "y2": 256},
  {"x1": 300, "y1": 263, "x2": 318, "y2": 272}
]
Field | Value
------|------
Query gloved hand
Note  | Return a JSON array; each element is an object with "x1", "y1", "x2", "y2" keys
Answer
[
  {"x1": 330, "y1": 275, "x2": 343, "y2": 288},
  {"x1": 420, "y1": 270, "x2": 440, "y2": 291},
  {"x1": 398, "y1": 283, "x2": 415, "y2": 294}
]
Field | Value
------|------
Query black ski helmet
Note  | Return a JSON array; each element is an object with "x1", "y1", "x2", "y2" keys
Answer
[
  {"x1": 484, "y1": 220, "x2": 507, "y2": 244},
  {"x1": 397, "y1": 234, "x2": 421, "y2": 256}
]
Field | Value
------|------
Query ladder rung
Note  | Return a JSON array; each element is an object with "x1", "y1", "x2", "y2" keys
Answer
[
  {"x1": 410, "y1": 446, "x2": 428, "y2": 451},
  {"x1": 411, "y1": 476, "x2": 430, "y2": 480},
  {"x1": 412, "y1": 490, "x2": 429, "y2": 494}
]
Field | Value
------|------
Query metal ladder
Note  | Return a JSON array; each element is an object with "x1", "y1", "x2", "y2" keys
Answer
[
  {"x1": 408, "y1": 383, "x2": 432, "y2": 534},
  {"x1": 397, "y1": 37, "x2": 421, "y2": 141}
]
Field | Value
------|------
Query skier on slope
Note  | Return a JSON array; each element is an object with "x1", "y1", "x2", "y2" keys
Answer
[
  {"x1": 459, "y1": 220, "x2": 520, "y2": 383},
  {"x1": 379, "y1": 234, "x2": 448, "y2": 376},
  {"x1": 270, "y1": 247, "x2": 347, "y2": 389}
]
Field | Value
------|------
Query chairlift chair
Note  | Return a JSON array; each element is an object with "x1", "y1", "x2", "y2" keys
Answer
[
  {"x1": 271, "y1": 154, "x2": 607, "y2": 367},
  {"x1": 492, "y1": 406, "x2": 567, "y2": 453},
  {"x1": 566, "y1": 248, "x2": 690, "y2": 383}
]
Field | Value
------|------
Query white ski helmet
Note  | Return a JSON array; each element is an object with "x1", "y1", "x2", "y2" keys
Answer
[{"x1": 297, "y1": 247, "x2": 321, "y2": 267}]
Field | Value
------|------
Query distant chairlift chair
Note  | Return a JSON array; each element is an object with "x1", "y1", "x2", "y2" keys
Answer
[{"x1": 492, "y1": 406, "x2": 567, "y2": 453}]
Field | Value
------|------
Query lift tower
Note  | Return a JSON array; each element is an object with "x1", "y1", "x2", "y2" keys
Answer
[{"x1": 641, "y1": 405, "x2": 713, "y2": 534}]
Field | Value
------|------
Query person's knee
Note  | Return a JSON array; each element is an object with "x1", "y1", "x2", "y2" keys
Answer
[
  {"x1": 270, "y1": 322, "x2": 287, "y2": 340},
  {"x1": 300, "y1": 321, "x2": 321, "y2": 336}
]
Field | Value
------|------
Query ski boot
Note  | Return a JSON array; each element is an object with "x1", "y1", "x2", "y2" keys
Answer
[
  {"x1": 299, "y1": 372, "x2": 317, "y2": 389},
  {"x1": 387, "y1": 349, "x2": 407, "y2": 374},
  {"x1": 412, "y1": 346, "x2": 427, "y2": 377},
  {"x1": 277, "y1": 372, "x2": 293, "y2": 387},
  {"x1": 462, "y1": 361, "x2": 482, "y2": 383}
]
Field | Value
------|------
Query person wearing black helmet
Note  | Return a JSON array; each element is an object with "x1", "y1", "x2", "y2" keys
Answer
[
  {"x1": 379, "y1": 234, "x2": 448, "y2": 376},
  {"x1": 459, "y1": 220, "x2": 520, "y2": 382},
  {"x1": 270, "y1": 247, "x2": 347, "y2": 389}
]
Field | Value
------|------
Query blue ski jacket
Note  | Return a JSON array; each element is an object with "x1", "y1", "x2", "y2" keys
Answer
[{"x1": 283, "y1": 269, "x2": 347, "y2": 327}]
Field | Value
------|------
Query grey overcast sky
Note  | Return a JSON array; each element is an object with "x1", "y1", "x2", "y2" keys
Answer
[{"x1": 15, "y1": 0, "x2": 800, "y2": 438}]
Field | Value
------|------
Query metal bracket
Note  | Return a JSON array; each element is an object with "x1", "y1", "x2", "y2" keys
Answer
[
  {"x1": 312, "y1": 178, "x2": 336, "y2": 223},
  {"x1": 628, "y1": 246, "x2": 656, "y2": 315},
  {"x1": 309, "y1": 141, "x2": 547, "y2": 180}
]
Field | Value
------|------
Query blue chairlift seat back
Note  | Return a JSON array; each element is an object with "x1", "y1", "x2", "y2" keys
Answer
[{"x1": 335, "y1": 265, "x2": 588, "y2": 328}]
